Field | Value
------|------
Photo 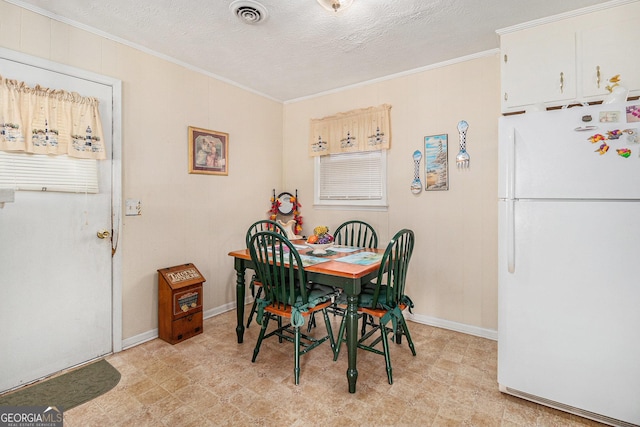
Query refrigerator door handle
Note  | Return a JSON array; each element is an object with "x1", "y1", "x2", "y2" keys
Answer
[
  {"x1": 507, "y1": 200, "x2": 515, "y2": 274},
  {"x1": 506, "y1": 127, "x2": 515, "y2": 200}
]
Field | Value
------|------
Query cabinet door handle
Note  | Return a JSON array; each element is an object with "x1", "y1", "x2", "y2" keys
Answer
[
  {"x1": 596, "y1": 66, "x2": 601, "y2": 88},
  {"x1": 560, "y1": 72, "x2": 564, "y2": 94}
]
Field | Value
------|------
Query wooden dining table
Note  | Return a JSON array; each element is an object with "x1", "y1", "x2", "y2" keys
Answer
[{"x1": 228, "y1": 241, "x2": 384, "y2": 393}]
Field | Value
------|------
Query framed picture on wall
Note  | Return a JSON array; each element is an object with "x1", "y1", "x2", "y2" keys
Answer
[
  {"x1": 424, "y1": 133, "x2": 448, "y2": 191},
  {"x1": 188, "y1": 126, "x2": 229, "y2": 175}
]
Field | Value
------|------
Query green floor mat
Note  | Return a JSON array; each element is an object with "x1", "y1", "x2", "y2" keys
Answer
[{"x1": 0, "y1": 359, "x2": 121, "y2": 411}]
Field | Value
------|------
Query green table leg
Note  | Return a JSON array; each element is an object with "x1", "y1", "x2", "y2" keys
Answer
[
  {"x1": 346, "y1": 293, "x2": 358, "y2": 393},
  {"x1": 235, "y1": 261, "x2": 246, "y2": 343}
]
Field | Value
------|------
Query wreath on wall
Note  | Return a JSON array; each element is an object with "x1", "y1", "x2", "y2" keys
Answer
[{"x1": 268, "y1": 189, "x2": 303, "y2": 235}]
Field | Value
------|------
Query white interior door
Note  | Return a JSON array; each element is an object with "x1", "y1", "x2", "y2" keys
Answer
[{"x1": 0, "y1": 53, "x2": 116, "y2": 392}]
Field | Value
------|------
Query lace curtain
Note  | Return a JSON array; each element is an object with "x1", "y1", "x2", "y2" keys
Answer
[
  {"x1": 0, "y1": 74, "x2": 105, "y2": 160},
  {"x1": 309, "y1": 104, "x2": 391, "y2": 157}
]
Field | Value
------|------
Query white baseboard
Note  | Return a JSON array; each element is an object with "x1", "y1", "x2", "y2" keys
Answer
[
  {"x1": 202, "y1": 300, "x2": 240, "y2": 319},
  {"x1": 121, "y1": 300, "x2": 497, "y2": 350},
  {"x1": 122, "y1": 329, "x2": 157, "y2": 350},
  {"x1": 120, "y1": 299, "x2": 251, "y2": 350},
  {"x1": 408, "y1": 312, "x2": 498, "y2": 341}
]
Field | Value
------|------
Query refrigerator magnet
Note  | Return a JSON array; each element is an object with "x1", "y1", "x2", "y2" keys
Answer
[
  {"x1": 626, "y1": 105, "x2": 640, "y2": 122},
  {"x1": 599, "y1": 111, "x2": 620, "y2": 123},
  {"x1": 574, "y1": 125, "x2": 598, "y2": 131},
  {"x1": 595, "y1": 142, "x2": 609, "y2": 155},
  {"x1": 607, "y1": 129, "x2": 623, "y2": 140},
  {"x1": 616, "y1": 148, "x2": 631, "y2": 158},
  {"x1": 622, "y1": 129, "x2": 638, "y2": 144}
]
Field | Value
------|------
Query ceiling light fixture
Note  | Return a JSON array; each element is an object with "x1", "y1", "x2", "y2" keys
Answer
[{"x1": 317, "y1": 0, "x2": 354, "y2": 13}]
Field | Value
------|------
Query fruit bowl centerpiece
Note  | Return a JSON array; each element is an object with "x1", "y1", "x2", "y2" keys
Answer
[{"x1": 306, "y1": 226, "x2": 334, "y2": 255}]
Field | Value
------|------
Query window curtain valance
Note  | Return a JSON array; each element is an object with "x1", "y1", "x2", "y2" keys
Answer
[
  {"x1": 0, "y1": 74, "x2": 105, "y2": 160},
  {"x1": 309, "y1": 104, "x2": 391, "y2": 157}
]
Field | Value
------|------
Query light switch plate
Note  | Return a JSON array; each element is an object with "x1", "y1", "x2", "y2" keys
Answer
[{"x1": 125, "y1": 199, "x2": 141, "y2": 216}]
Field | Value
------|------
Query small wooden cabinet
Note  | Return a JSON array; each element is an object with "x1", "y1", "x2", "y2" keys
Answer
[{"x1": 158, "y1": 263, "x2": 205, "y2": 344}]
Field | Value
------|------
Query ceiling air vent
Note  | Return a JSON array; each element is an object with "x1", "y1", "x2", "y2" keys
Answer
[{"x1": 230, "y1": 0, "x2": 269, "y2": 25}]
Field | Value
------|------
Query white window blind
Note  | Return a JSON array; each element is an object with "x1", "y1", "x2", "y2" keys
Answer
[
  {"x1": 315, "y1": 150, "x2": 387, "y2": 208},
  {"x1": 0, "y1": 151, "x2": 99, "y2": 193}
]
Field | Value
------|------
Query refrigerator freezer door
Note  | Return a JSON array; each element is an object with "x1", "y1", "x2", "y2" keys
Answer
[
  {"x1": 498, "y1": 199, "x2": 640, "y2": 425},
  {"x1": 498, "y1": 103, "x2": 640, "y2": 200}
]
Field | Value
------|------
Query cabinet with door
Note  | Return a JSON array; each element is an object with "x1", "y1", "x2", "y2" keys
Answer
[
  {"x1": 499, "y1": 2, "x2": 640, "y2": 113},
  {"x1": 580, "y1": 17, "x2": 640, "y2": 100},
  {"x1": 500, "y1": 23, "x2": 576, "y2": 111}
]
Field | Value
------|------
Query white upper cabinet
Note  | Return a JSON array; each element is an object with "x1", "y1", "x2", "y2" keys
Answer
[
  {"x1": 580, "y1": 17, "x2": 640, "y2": 100},
  {"x1": 501, "y1": 25, "x2": 576, "y2": 111},
  {"x1": 499, "y1": 1, "x2": 640, "y2": 113}
]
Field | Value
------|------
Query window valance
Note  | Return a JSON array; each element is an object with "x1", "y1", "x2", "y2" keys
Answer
[
  {"x1": 0, "y1": 74, "x2": 105, "y2": 160},
  {"x1": 309, "y1": 104, "x2": 391, "y2": 157}
]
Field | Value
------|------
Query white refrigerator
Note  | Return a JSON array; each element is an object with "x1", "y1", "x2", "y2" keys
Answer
[{"x1": 498, "y1": 101, "x2": 640, "y2": 427}]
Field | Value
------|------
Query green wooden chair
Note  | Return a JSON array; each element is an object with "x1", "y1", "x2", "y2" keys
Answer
[
  {"x1": 248, "y1": 230, "x2": 336, "y2": 385},
  {"x1": 333, "y1": 229, "x2": 416, "y2": 385},
  {"x1": 334, "y1": 220, "x2": 378, "y2": 249},
  {"x1": 306, "y1": 220, "x2": 379, "y2": 332},
  {"x1": 332, "y1": 220, "x2": 380, "y2": 333},
  {"x1": 245, "y1": 220, "x2": 287, "y2": 328}
]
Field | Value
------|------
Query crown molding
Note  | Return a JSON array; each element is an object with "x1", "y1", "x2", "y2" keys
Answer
[{"x1": 496, "y1": 0, "x2": 638, "y2": 35}]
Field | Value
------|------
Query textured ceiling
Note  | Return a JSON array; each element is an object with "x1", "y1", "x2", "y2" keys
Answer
[{"x1": 9, "y1": 0, "x2": 613, "y2": 102}]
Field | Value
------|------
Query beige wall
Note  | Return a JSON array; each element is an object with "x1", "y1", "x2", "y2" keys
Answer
[
  {"x1": 283, "y1": 54, "x2": 501, "y2": 332},
  {"x1": 0, "y1": 1, "x2": 284, "y2": 340},
  {"x1": 1, "y1": 0, "x2": 501, "y2": 341}
]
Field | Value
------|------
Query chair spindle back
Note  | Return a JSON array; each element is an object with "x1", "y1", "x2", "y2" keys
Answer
[
  {"x1": 245, "y1": 219, "x2": 287, "y2": 248},
  {"x1": 248, "y1": 231, "x2": 310, "y2": 309},
  {"x1": 369, "y1": 229, "x2": 414, "y2": 308},
  {"x1": 334, "y1": 220, "x2": 378, "y2": 248}
]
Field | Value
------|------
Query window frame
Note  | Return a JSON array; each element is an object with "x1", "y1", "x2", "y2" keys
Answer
[{"x1": 313, "y1": 149, "x2": 388, "y2": 210}]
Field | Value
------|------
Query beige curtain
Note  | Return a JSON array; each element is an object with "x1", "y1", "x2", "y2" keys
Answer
[
  {"x1": 0, "y1": 74, "x2": 105, "y2": 159},
  {"x1": 309, "y1": 104, "x2": 391, "y2": 156}
]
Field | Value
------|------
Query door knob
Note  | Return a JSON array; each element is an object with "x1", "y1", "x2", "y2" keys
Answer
[{"x1": 97, "y1": 230, "x2": 111, "y2": 239}]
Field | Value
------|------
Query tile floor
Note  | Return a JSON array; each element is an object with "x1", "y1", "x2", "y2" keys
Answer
[{"x1": 60, "y1": 307, "x2": 605, "y2": 426}]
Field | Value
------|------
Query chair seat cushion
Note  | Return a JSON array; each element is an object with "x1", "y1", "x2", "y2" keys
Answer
[
  {"x1": 307, "y1": 282, "x2": 336, "y2": 296},
  {"x1": 265, "y1": 299, "x2": 333, "y2": 317},
  {"x1": 336, "y1": 284, "x2": 412, "y2": 312},
  {"x1": 359, "y1": 302, "x2": 409, "y2": 318},
  {"x1": 356, "y1": 285, "x2": 390, "y2": 308},
  {"x1": 306, "y1": 283, "x2": 335, "y2": 302},
  {"x1": 263, "y1": 286, "x2": 334, "y2": 327},
  {"x1": 335, "y1": 283, "x2": 390, "y2": 307},
  {"x1": 263, "y1": 282, "x2": 334, "y2": 317}
]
